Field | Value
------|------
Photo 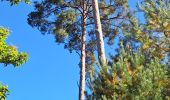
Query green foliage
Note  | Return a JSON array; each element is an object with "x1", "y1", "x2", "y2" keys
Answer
[
  {"x1": 0, "y1": 83, "x2": 9, "y2": 100},
  {"x1": 138, "y1": 0, "x2": 170, "y2": 64},
  {"x1": 138, "y1": 0, "x2": 170, "y2": 34},
  {"x1": 87, "y1": 45, "x2": 169, "y2": 99},
  {"x1": 28, "y1": 0, "x2": 83, "y2": 53},
  {"x1": 87, "y1": 1, "x2": 170, "y2": 99},
  {"x1": 53, "y1": 9, "x2": 77, "y2": 43},
  {"x1": 121, "y1": 0, "x2": 170, "y2": 64},
  {"x1": 0, "y1": 27, "x2": 28, "y2": 67},
  {"x1": 1, "y1": 0, "x2": 30, "y2": 5},
  {"x1": 27, "y1": 0, "x2": 129, "y2": 80},
  {"x1": 27, "y1": 0, "x2": 128, "y2": 52}
]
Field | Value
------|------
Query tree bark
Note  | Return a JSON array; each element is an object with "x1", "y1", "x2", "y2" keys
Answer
[
  {"x1": 79, "y1": 10, "x2": 87, "y2": 100},
  {"x1": 92, "y1": 0, "x2": 106, "y2": 65}
]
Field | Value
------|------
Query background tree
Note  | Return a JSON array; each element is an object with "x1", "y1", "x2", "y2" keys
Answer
[
  {"x1": 121, "y1": 0, "x2": 170, "y2": 64},
  {"x1": 87, "y1": 43, "x2": 169, "y2": 99},
  {"x1": 87, "y1": 0, "x2": 170, "y2": 99}
]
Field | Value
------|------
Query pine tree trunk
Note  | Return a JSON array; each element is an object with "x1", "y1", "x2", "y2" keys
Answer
[
  {"x1": 79, "y1": 10, "x2": 87, "y2": 100},
  {"x1": 92, "y1": 0, "x2": 106, "y2": 65}
]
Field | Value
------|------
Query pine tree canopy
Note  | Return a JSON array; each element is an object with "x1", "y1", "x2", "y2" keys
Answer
[
  {"x1": 28, "y1": 0, "x2": 129, "y2": 52},
  {"x1": 87, "y1": 0, "x2": 170, "y2": 99},
  {"x1": 87, "y1": 43, "x2": 170, "y2": 99}
]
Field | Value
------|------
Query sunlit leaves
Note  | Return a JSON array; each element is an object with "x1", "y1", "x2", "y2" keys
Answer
[
  {"x1": 1, "y1": 0, "x2": 31, "y2": 5},
  {"x1": 0, "y1": 83, "x2": 9, "y2": 100},
  {"x1": 0, "y1": 27, "x2": 28, "y2": 67}
]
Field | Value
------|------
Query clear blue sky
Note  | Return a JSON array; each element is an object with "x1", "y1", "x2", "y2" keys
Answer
[
  {"x1": 0, "y1": 2, "x2": 80, "y2": 100},
  {"x1": 0, "y1": 1, "x2": 137, "y2": 100}
]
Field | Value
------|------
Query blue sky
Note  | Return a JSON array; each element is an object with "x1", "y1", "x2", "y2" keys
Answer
[
  {"x1": 0, "y1": 0, "x2": 138, "y2": 100},
  {"x1": 0, "y1": 2, "x2": 80, "y2": 100}
]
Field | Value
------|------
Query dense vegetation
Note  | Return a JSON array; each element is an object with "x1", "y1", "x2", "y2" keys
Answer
[{"x1": 87, "y1": 0, "x2": 170, "y2": 99}]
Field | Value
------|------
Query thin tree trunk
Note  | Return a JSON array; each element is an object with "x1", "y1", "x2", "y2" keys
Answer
[
  {"x1": 92, "y1": 0, "x2": 106, "y2": 65},
  {"x1": 79, "y1": 10, "x2": 87, "y2": 100}
]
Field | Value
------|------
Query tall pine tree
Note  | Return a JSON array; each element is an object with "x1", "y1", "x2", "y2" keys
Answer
[
  {"x1": 28, "y1": 0, "x2": 94, "y2": 99},
  {"x1": 28, "y1": 0, "x2": 129, "y2": 99}
]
